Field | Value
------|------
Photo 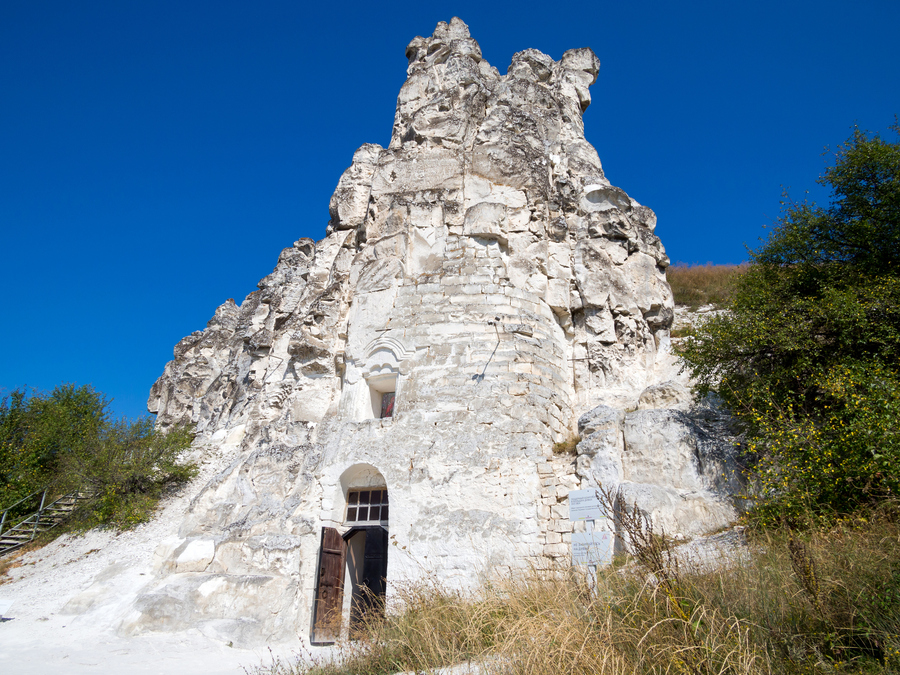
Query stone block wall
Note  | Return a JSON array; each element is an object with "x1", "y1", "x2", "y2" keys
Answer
[{"x1": 537, "y1": 454, "x2": 581, "y2": 561}]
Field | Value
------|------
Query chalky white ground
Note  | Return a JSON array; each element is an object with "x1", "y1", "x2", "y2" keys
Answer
[{"x1": 0, "y1": 455, "x2": 302, "y2": 674}]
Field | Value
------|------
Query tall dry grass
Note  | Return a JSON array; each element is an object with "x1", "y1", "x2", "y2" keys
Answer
[
  {"x1": 667, "y1": 264, "x2": 748, "y2": 308},
  {"x1": 255, "y1": 506, "x2": 900, "y2": 675}
]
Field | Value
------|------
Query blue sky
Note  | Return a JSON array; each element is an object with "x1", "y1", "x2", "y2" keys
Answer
[{"x1": 2, "y1": 0, "x2": 898, "y2": 420}]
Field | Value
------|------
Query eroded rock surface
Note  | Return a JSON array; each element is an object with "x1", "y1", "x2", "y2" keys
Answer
[{"x1": 130, "y1": 18, "x2": 740, "y2": 647}]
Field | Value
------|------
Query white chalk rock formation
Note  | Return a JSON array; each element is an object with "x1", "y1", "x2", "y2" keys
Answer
[{"x1": 129, "y1": 18, "x2": 740, "y2": 647}]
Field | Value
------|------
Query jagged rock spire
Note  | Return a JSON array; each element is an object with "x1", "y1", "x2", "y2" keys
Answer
[{"x1": 135, "y1": 21, "x2": 738, "y2": 650}]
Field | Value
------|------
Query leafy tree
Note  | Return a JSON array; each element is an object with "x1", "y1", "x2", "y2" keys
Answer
[
  {"x1": 0, "y1": 384, "x2": 107, "y2": 507},
  {"x1": 60, "y1": 417, "x2": 195, "y2": 528},
  {"x1": 1, "y1": 384, "x2": 195, "y2": 528},
  {"x1": 680, "y1": 123, "x2": 900, "y2": 524}
]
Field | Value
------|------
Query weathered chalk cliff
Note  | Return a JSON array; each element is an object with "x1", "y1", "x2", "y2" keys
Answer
[{"x1": 129, "y1": 18, "x2": 740, "y2": 647}]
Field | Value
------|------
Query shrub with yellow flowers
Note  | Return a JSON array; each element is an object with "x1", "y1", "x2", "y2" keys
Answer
[{"x1": 680, "y1": 123, "x2": 900, "y2": 525}]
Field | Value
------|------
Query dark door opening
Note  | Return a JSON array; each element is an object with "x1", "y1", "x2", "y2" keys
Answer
[{"x1": 343, "y1": 526, "x2": 389, "y2": 632}]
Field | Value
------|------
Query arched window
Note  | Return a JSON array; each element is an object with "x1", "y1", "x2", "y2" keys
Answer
[{"x1": 359, "y1": 337, "x2": 414, "y2": 420}]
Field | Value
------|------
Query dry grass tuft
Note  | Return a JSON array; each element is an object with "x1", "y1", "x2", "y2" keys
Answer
[
  {"x1": 667, "y1": 263, "x2": 748, "y2": 308},
  {"x1": 0, "y1": 540, "x2": 47, "y2": 584},
  {"x1": 551, "y1": 436, "x2": 580, "y2": 455}
]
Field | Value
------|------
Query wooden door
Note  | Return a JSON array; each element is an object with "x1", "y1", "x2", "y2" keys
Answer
[{"x1": 312, "y1": 527, "x2": 346, "y2": 643}]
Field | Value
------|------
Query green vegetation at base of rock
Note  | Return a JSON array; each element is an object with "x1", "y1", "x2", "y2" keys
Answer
[
  {"x1": 1, "y1": 384, "x2": 195, "y2": 529},
  {"x1": 679, "y1": 122, "x2": 900, "y2": 525}
]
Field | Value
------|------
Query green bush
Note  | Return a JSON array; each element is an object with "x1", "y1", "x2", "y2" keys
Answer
[
  {"x1": 0, "y1": 384, "x2": 105, "y2": 509},
  {"x1": 1, "y1": 384, "x2": 195, "y2": 529},
  {"x1": 680, "y1": 122, "x2": 900, "y2": 524},
  {"x1": 61, "y1": 417, "x2": 196, "y2": 528}
]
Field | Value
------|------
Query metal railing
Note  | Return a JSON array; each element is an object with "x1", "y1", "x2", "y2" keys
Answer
[
  {"x1": 0, "y1": 489, "x2": 47, "y2": 537},
  {"x1": 0, "y1": 489, "x2": 91, "y2": 556}
]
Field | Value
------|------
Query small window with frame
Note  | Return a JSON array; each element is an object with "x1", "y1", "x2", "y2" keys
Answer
[
  {"x1": 366, "y1": 372, "x2": 398, "y2": 421},
  {"x1": 345, "y1": 488, "x2": 389, "y2": 524}
]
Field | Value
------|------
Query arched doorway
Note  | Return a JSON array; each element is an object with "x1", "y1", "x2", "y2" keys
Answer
[{"x1": 312, "y1": 465, "x2": 389, "y2": 644}]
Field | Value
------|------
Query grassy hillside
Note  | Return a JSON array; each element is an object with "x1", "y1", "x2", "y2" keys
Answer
[{"x1": 667, "y1": 263, "x2": 747, "y2": 308}]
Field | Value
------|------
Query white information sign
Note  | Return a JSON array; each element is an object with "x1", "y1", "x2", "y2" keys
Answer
[
  {"x1": 0, "y1": 599, "x2": 13, "y2": 618},
  {"x1": 567, "y1": 489, "x2": 605, "y2": 521},
  {"x1": 571, "y1": 530, "x2": 614, "y2": 566}
]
